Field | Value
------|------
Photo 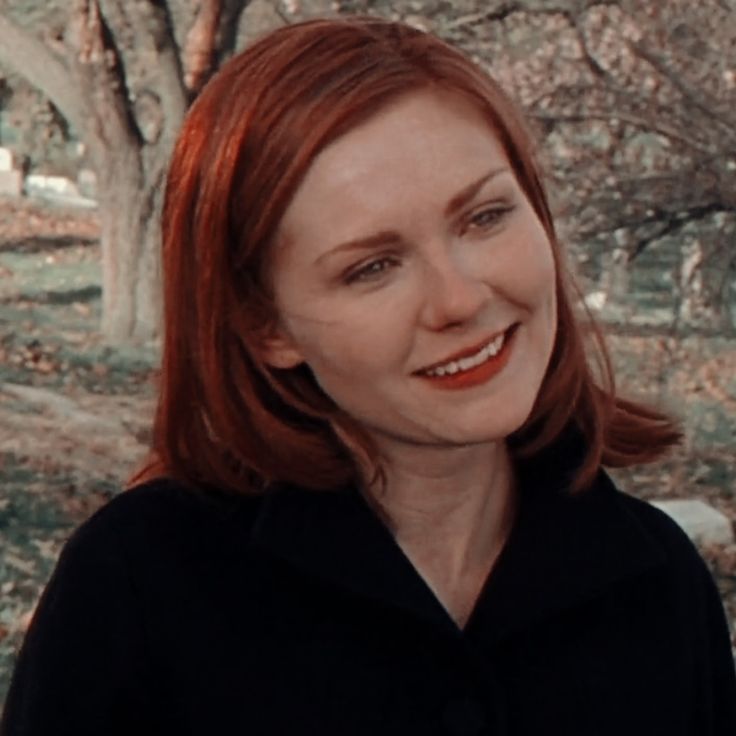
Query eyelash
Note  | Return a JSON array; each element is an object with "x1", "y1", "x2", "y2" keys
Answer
[
  {"x1": 343, "y1": 204, "x2": 515, "y2": 285},
  {"x1": 463, "y1": 204, "x2": 514, "y2": 233},
  {"x1": 344, "y1": 256, "x2": 398, "y2": 284}
]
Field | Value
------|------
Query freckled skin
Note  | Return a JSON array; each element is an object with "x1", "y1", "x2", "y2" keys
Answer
[{"x1": 263, "y1": 89, "x2": 557, "y2": 453}]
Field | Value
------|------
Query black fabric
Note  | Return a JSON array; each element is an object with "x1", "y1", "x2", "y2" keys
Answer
[{"x1": 2, "y1": 461, "x2": 735, "y2": 735}]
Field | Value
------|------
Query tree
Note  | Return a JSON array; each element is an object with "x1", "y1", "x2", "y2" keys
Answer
[{"x1": 0, "y1": 0, "x2": 250, "y2": 343}]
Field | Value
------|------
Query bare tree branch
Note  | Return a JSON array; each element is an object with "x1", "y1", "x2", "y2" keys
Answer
[
  {"x1": 216, "y1": 0, "x2": 250, "y2": 64},
  {"x1": 113, "y1": 0, "x2": 189, "y2": 156},
  {"x1": 183, "y1": 0, "x2": 223, "y2": 93},
  {"x1": 65, "y1": 0, "x2": 145, "y2": 206},
  {"x1": 575, "y1": 203, "x2": 731, "y2": 262},
  {"x1": 531, "y1": 110, "x2": 712, "y2": 154},
  {"x1": 0, "y1": 14, "x2": 88, "y2": 135},
  {"x1": 444, "y1": 0, "x2": 620, "y2": 34},
  {"x1": 269, "y1": 0, "x2": 291, "y2": 26},
  {"x1": 631, "y1": 41, "x2": 736, "y2": 142},
  {"x1": 144, "y1": 0, "x2": 189, "y2": 122}
]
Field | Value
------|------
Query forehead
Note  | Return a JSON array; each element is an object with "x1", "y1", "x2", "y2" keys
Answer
[
  {"x1": 314, "y1": 89, "x2": 504, "y2": 185},
  {"x1": 277, "y1": 90, "x2": 513, "y2": 242}
]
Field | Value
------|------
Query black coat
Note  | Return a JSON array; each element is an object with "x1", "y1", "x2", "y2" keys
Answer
[{"x1": 2, "y1": 454, "x2": 735, "y2": 735}]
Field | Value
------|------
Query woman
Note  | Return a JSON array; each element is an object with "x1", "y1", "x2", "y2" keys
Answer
[{"x1": 2, "y1": 16, "x2": 734, "y2": 736}]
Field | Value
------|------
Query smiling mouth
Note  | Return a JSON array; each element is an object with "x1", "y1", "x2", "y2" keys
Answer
[
  {"x1": 415, "y1": 324, "x2": 517, "y2": 376},
  {"x1": 413, "y1": 324, "x2": 519, "y2": 388}
]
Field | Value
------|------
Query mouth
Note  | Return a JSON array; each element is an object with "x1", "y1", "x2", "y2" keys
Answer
[{"x1": 413, "y1": 323, "x2": 519, "y2": 389}]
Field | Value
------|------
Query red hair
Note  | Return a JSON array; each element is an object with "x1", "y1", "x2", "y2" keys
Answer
[{"x1": 131, "y1": 17, "x2": 681, "y2": 495}]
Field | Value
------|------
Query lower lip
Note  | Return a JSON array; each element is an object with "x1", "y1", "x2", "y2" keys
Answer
[{"x1": 415, "y1": 326, "x2": 518, "y2": 390}]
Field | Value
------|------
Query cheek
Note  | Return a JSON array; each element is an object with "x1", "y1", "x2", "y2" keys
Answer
[
  {"x1": 497, "y1": 230, "x2": 556, "y2": 307},
  {"x1": 534, "y1": 252, "x2": 558, "y2": 344},
  {"x1": 520, "y1": 217, "x2": 556, "y2": 293},
  {"x1": 286, "y1": 286, "x2": 414, "y2": 366},
  {"x1": 533, "y1": 248, "x2": 559, "y2": 361},
  {"x1": 287, "y1": 317, "x2": 387, "y2": 380},
  {"x1": 538, "y1": 254, "x2": 558, "y2": 312}
]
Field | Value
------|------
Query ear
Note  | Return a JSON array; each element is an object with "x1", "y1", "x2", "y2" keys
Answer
[{"x1": 255, "y1": 324, "x2": 305, "y2": 370}]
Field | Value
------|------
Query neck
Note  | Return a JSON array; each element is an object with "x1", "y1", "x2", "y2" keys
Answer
[{"x1": 361, "y1": 439, "x2": 517, "y2": 623}]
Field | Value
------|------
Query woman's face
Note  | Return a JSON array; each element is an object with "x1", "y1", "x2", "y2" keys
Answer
[{"x1": 262, "y1": 89, "x2": 557, "y2": 452}]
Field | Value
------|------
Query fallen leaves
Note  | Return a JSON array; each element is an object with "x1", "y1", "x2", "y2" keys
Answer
[{"x1": 0, "y1": 196, "x2": 99, "y2": 247}]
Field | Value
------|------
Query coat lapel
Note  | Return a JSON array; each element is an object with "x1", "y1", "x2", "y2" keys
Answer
[
  {"x1": 464, "y1": 470, "x2": 666, "y2": 647},
  {"x1": 250, "y1": 435, "x2": 667, "y2": 645},
  {"x1": 251, "y1": 480, "x2": 458, "y2": 634}
]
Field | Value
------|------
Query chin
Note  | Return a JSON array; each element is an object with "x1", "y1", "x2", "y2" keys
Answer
[{"x1": 442, "y1": 419, "x2": 529, "y2": 447}]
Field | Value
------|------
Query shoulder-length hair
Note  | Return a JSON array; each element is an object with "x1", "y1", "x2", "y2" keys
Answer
[{"x1": 131, "y1": 16, "x2": 681, "y2": 495}]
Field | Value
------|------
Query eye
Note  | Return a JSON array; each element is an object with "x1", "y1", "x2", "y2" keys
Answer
[
  {"x1": 465, "y1": 204, "x2": 514, "y2": 233},
  {"x1": 344, "y1": 256, "x2": 398, "y2": 284}
]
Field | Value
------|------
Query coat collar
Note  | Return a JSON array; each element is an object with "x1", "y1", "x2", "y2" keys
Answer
[
  {"x1": 463, "y1": 469, "x2": 665, "y2": 647},
  {"x1": 251, "y1": 476, "x2": 457, "y2": 634},
  {"x1": 250, "y1": 435, "x2": 666, "y2": 645}
]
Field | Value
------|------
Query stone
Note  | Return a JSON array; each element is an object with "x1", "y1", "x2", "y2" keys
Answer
[
  {"x1": 0, "y1": 169, "x2": 22, "y2": 197},
  {"x1": 651, "y1": 499, "x2": 734, "y2": 546},
  {"x1": 77, "y1": 168, "x2": 97, "y2": 199},
  {"x1": 583, "y1": 290, "x2": 607, "y2": 311},
  {"x1": 0, "y1": 147, "x2": 14, "y2": 171},
  {"x1": 25, "y1": 174, "x2": 80, "y2": 197}
]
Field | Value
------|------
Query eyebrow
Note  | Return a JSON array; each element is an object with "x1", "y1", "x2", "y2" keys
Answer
[
  {"x1": 444, "y1": 166, "x2": 509, "y2": 217},
  {"x1": 315, "y1": 167, "x2": 510, "y2": 266},
  {"x1": 314, "y1": 230, "x2": 403, "y2": 266}
]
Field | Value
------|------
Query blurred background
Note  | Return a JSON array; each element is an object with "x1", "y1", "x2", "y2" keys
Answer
[{"x1": 0, "y1": 0, "x2": 734, "y2": 705}]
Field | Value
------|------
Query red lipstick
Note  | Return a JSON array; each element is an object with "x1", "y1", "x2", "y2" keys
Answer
[{"x1": 415, "y1": 324, "x2": 518, "y2": 390}]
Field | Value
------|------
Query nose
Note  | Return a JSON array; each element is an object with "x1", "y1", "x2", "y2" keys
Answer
[{"x1": 419, "y1": 246, "x2": 489, "y2": 330}]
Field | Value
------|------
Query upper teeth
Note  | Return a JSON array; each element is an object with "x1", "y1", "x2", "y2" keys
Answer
[{"x1": 423, "y1": 333, "x2": 506, "y2": 377}]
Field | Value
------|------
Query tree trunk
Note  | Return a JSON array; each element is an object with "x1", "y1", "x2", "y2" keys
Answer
[
  {"x1": 97, "y1": 154, "x2": 162, "y2": 344},
  {"x1": 134, "y1": 209, "x2": 163, "y2": 341},
  {"x1": 98, "y1": 211, "x2": 161, "y2": 342},
  {"x1": 677, "y1": 237, "x2": 722, "y2": 329}
]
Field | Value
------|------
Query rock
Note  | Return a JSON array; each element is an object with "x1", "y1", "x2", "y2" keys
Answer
[
  {"x1": 25, "y1": 174, "x2": 80, "y2": 197},
  {"x1": 0, "y1": 146, "x2": 15, "y2": 171},
  {"x1": 583, "y1": 290, "x2": 607, "y2": 311},
  {"x1": 24, "y1": 173, "x2": 97, "y2": 208},
  {"x1": 77, "y1": 168, "x2": 97, "y2": 199},
  {"x1": 651, "y1": 499, "x2": 735, "y2": 546},
  {"x1": 0, "y1": 169, "x2": 23, "y2": 197}
]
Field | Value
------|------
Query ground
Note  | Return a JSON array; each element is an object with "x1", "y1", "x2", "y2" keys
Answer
[{"x1": 0, "y1": 197, "x2": 734, "y2": 706}]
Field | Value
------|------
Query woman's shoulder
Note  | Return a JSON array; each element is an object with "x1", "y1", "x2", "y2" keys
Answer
[
  {"x1": 602, "y1": 474, "x2": 716, "y2": 580},
  {"x1": 64, "y1": 477, "x2": 266, "y2": 562},
  {"x1": 614, "y1": 486, "x2": 696, "y2": 547}
]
